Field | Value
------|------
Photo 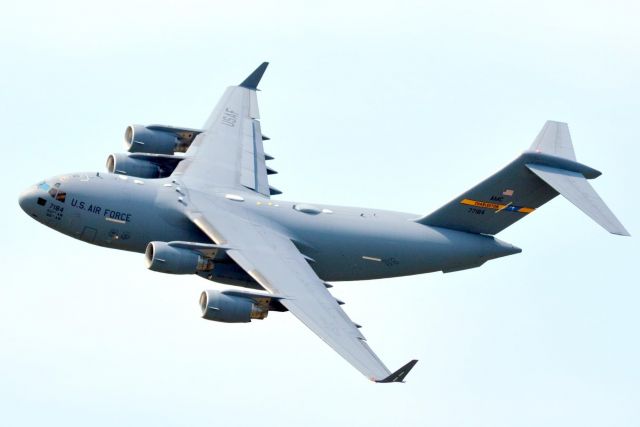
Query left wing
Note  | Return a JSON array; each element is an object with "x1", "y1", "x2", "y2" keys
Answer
[
  {"x1": 185, "y1": 191, "x2": 417, "y2": 383},
  {"x1": 172, "y1": 62, "x2": 276, "y2": 197}
]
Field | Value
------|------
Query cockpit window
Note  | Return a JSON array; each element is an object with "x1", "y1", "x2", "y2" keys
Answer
[
  {"x1": 38, "y1": 182, "x2": 50, "y2": 191},
  {"x1": 47, "y1": 182, "x2": 66, "y2": 203}
]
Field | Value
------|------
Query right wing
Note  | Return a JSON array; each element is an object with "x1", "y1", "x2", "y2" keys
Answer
[{"x1": 185, "y1": 191, "x2": 417, "y2": 382}]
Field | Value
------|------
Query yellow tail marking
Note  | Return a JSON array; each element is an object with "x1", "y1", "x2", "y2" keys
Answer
[{"x1": 460, "y1": 198, "x2": 535, "y2": 214}]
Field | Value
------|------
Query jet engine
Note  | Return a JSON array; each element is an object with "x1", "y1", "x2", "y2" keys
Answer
[
  {"x1": 199, "y1": 289, "x2": 269, "y2": 323},
  {"x1": 125, "y1": 125, "x2": 178, "y2": 154},
  {"x1": 145, "y1": 241, "x2": 213, "y2": 274},
  {"x1": 107, "y1": 153, "x2": 162, "y2": 178},
  {"x1": 125, "y1": 124, "x2": 202, "y2": 154},
  {"x1": 106, "y1": 153, "x2": 183, "y2": 178}
]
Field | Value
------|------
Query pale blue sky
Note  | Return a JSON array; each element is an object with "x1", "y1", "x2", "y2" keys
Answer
[{"x1": 1, "y1": 1, "x2": 639, "y2": 426}]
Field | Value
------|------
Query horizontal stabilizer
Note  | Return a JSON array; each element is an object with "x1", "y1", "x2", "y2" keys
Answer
[
  {"x1": 376, "y1": 359, "x2": 418, "y2": 383},
  {"x1": 526, "y1": 164, "x2": 630, "y2": 236}
]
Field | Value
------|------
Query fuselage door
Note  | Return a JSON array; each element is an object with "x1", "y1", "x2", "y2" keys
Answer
[{"x1": 81, "y1": 226, "x2": 97, "y2": 243}]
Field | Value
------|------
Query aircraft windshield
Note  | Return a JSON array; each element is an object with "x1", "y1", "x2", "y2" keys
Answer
[{"x1": 40, "y1": 181, "x2": 66, "y2": 203}]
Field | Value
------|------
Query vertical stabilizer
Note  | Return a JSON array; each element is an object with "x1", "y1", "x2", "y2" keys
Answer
[
  {"x1": 529, "y1": 121, "x2": 576, "y2": 160},
  {"x1": 417, "y1": 121, "x2": 629, "y2": 237}
]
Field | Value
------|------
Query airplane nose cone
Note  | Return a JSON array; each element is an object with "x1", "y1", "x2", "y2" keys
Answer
[{"x1": 18, "y1": 187, "x2": 36, "y2": 214}]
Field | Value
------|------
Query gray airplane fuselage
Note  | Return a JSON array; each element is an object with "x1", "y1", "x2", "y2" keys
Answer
[
  {"x1": 16, "y1": 59, "x2": 628, "y2": 384},
  {"x1": 19, "y1": 171, "x2": 520, "y2": 285}
]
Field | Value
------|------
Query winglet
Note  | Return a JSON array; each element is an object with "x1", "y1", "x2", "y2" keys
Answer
[
  {"x1": 239, "y1": 62, "x2": 269, "y2": 90},
  {"x1": 375, "y1": 359, "x2": 418, "y2": 383}
]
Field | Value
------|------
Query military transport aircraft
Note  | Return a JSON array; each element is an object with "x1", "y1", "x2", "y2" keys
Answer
[{"x1": 18, "y1": 63, "x2": 629, "y2": 383}]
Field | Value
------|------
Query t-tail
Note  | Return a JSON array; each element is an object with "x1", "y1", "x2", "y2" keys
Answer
[{"x1": 417, "y1": 121, "x2": 630, "y2": 237}]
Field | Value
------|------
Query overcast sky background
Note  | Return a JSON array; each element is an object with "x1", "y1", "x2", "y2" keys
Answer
[{"x1": 1, "y1": 1, "x2": 639, "y2": 426}]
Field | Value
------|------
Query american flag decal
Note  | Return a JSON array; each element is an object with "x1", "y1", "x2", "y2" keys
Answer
[{"x1": 502, "y1": 189, "x2": 514, "y2": 196}]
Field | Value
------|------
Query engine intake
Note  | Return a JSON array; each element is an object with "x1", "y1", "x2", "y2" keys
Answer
[
  {"x1": 145, "y1": 241, "x2": 213, "y2": 274},
  {"x1": 199, "y1": 289, "x2": 269, "y2": 323}
]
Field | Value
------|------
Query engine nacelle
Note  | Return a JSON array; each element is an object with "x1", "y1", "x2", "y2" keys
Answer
[
  {"x1": 125, "y1": 125, "x2": 179, "y2": 154},
  {"x1": 107, "y1": 152, "x2": 184, "y2": 179},
  {"x1": 106, "y1": 153, "x2": 162, "y2": 178},
  {"x1": 199, "y1": 289, "x2": 269, "y2": 323},
  {"x1": 145, "y1": 241, "x2": 213, "y2": 274}
]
